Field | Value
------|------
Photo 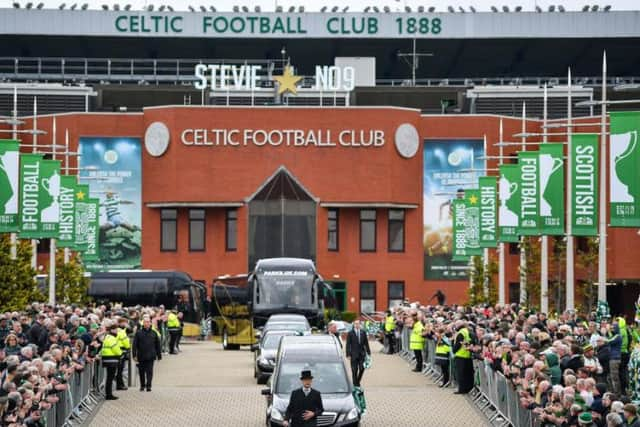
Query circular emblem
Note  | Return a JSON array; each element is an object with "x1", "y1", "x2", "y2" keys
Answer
[
  {"x1": 394, "y1": 123, "x2": 420, "y2": 159},
  {"x1": 103, "y1": 150, "x2": 118, "y2": 164},
  {"x1": 144, "y1": 121, "x2": 170, "y2": 157}
]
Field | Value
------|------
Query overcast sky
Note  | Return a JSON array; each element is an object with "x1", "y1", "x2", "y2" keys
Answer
[{"x1": 1, "y1": 0, "x2": 638, "y2": 12}]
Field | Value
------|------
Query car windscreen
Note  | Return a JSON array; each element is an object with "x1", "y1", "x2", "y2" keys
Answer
[
  {"x1": 276, "y1": 360, "x2": 348, "y2": 395},
  {"x1": 264, "y1": 323, "x2": 309, "y2": 332},
  {"x1": 263, "y1": 335, "x2": 286, "y2": 350}
]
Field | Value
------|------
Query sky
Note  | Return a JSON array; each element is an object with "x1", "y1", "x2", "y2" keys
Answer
[{"x1": 1, "y1": 0, "x2": 638, "y2": 12}]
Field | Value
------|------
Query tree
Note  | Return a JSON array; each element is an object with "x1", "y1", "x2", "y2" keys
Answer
[
  {"x1": 549, "y1": 236, "x2": 566, "y2": 314},
  {"x1": 54, "y1": 251, "x2": 90, "y2": 305},
  {"x1": 576, "y1": 237, "x2": 598, "y2": 314},
  {"x1": 467, "y1": 253, "x2": 499, "y2": 306},
  {"x1": 0, "y1": 235, "x2": 44, "y2": 311},
  {"x1": 519, "y1": 237, "x2": 542, "y2": 310}
]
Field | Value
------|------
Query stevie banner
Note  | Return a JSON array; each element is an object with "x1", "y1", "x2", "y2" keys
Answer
[
  {"x1": 464, "y1": 189, "x2": 483, "y2": 257},
  {"x1": 73, "y1": 184, "x2": 90, "y2": 252}
]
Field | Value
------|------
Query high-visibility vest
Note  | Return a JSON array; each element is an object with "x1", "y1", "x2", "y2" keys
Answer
[
  {"x1": 454, "y1": 328, "x2": 472, "y2": 359},
  {"x1": 101, "y1": 334, "x2": 122, "y2": 358},
  {"x1": 167, "y1": 313, "x2": 180, "y2": 330},
  {"x1": 409, "y1": 321, "x2": 425, "y2": 350},
  {"x1": 117, "y1": 328, "x2": 131, "y2": 350},
  {"x1": 436, "y1": 341, "x2": 451, "y2": 356},
  {"x1": 385, "y1": 316, "x2": 395, "y2": 333}
]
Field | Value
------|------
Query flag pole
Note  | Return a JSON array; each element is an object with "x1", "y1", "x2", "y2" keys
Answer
[
  {"x1": 597, "y1": 51, "x2": 608, "y2": 302},
  {"x1": 31, "y1": 97, "x2": 38, "y2": 269},
  {"x1": 64, "y1": 129, "x2": 70, "y2": 264},
  {"x1": 541, "y1": 84, "x2": 549, "y2": 314},
  {"x1": 49, "y1": 117, "x2": 57, "y2": 306},
  {"x1": 566, "y1": 68, "x2": 575, "y2": 311},
  {"x1": 520, "y1": 102, "x2": 527, "y2": 304},
  {"x1": 10, "y1": 86, "x2": 17, "y2": 260},
  {"x1": 483, "y1": 134, "x2": 489, "y2": 300},
  {"x1": 498, "y1": 119, "x2": 505, "y2": 305}
]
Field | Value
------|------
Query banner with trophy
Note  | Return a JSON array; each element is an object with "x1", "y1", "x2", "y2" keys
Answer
[
  {"x1": 38, "y1": 160, "x2": 62, "y2": 238},
  {"x1": 609, "y1": 112, "x2": 640, "y2": 227},
  {"x1": 571, "y1": 134, "x2": 599, "y2": 236},
  {"x1": 498, "y1": 164, "x2": 520, "y2": 243},
  {"x1": 478, "y1": 176, "x2": 498, "y2": 247},
  {"x1": 539, "y1": 144, "x2": 565, "y2": 235},
  {"x1": 423, "y1": 139, "x2": 484, "y2": 279},
  {"x1": 517, "y1": 151, "x2": 540, "y2": 236},
  {"x1": 57, "y1": 175, "x2": 77, "y2": 248},
  {"x1": 0, "y1": 140, "x2": 20, "y2": 233},
  {"x1": 18, "y1": 153, "x2": 44, "y2": 239}
]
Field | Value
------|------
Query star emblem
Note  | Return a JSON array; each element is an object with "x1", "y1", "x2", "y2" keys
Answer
[
  {"x1": 469, "y1": 194, "x2": 478, "y2": 205},
  {"x1": 76, "y1": 190, "x2": 85, "y2": 200},
  {"x1": 274, "y1": 66, "x2": 302, "y2": 95}
]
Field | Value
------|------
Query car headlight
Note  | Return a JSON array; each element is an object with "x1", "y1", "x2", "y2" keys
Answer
[
  {"x1": 271, "y1": 408, "x2": 284, "y2": 421},
  {"x1": 345, "y1": 407, "x2": 359, "y2": 421},
  {"x1": 258, "y1": 357, "x2": 274, "y2": 367}
]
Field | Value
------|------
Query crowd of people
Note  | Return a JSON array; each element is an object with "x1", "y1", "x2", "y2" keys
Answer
[
  {"x1": 0, "y1": 302, "x2": 184, "y2": 427},
  {"x1": 384, "y1": 299, "x2": 640, "y2": 427}
]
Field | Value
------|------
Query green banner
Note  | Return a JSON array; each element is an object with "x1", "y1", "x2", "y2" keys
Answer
[
  {"x1": 539, "y1": 144, "x2": 565, "y2": 235},
  {"x1": 572, "y1": 134, "x2": 599, "y2": 236},
  {"x1": 518, "y1": 151, "x2": 540, "y2": 235},
  {"x1": 452, "y1": 198, "x2": 468, "y2": 261},
  {"x1": 498, "y1": 164, "x2": 520, "y2": 242},
  {"x1": 38, "y1": 160, "x2": 62, "y2": 238},
  {"x1": 0, "y1": 140, "x2": 20, "y2": 232},
  {"x1": 57, "y1": 176, "x2": 77, "y2": 248},
  {"x1": 73, "y1": 185, "x2": 90, "y2": 252},
  {"x1": 464, "y1": 189, "x2": 482, "y2": 256},
  {"x1": 83, "y1": 197, "x2": 100, "y2": 261},
  {"x1": 18, "y1": 153, "x2": 44, "y2": 238},
  {"x1": 479, "y1": 176, "x2": 498, "y2": 247},
  {"x1": 610, "y1": 112, "x2": 640, "y2": 227}
]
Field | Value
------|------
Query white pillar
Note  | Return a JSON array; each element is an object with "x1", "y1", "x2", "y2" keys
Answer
[
  {"x1": 597, "y1": 51, "x2": 608, "y2": 302},
  {"x1": 566, "y1": 68, "x2": 575, "y2": 311},
  {"x1": 483, "y1": 248, "x2": 490, "y2": 299},
  {"x1": 519, "y1": 102, "x2": 527, "y2": 304},
  {"x1": 10, "y1": 86, "x2": 18, "y2": 260},
  {"x1": 31, "y1": 96, "x2": 38, "y2": 269},
  {"x1": 498, "y1": 118, "x2": 506, "y2": 305},
  {"x1": 541, "y1": 84, "x2": 549, "y2": 313},
  {"x1": 49, "y1": 238, "x2": 56, "y2": 305}
]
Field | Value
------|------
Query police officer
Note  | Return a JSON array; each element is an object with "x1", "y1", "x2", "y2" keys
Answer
[
  {"x1": 453, "y1": 320, "x2": 474, "y2": 394},
  {"x1": 384, "y1": 310, "x2": 396, "y2": 354},
  {"x1": 409, "y1": 312, "x2": 425, "y2": 372},
  {"x1": 133, "y1": 316, "x2": 162, "y2": 392},
  {"x1": 100, "y1": 322, "x2": 122, "y2": 400},
  {"x1": 115, "y1": 317, "x2": 131, "y2": 390},
  {"x1": 167, "y1": 311, "x2": 181, "y2": 355}
]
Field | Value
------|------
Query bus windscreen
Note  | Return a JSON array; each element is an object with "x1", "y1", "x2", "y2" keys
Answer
[{"x1": 256, "y1": 270, "x2": 314, "y2": 309}]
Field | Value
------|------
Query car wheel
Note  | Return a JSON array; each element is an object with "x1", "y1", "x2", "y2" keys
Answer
[
  {"x1": 222, "y1": 329, "x2": 230, "y2": 350},
  {"x1": 257, "y1": 373, "x2": 267, "y2": 385}
]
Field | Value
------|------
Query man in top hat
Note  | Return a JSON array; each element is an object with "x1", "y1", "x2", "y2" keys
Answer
[{"x1": 283, "y1": 370, "x2": 324, "y2": 427}]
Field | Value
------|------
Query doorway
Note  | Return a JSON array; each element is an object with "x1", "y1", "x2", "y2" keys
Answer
[{"x1": 328, "y1": 281, "x2": 347, "y2": 312}]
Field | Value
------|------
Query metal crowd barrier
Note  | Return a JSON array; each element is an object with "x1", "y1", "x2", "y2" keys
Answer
[{"x1": 39, "y1": 358, "x2": 108, "y2": 427}]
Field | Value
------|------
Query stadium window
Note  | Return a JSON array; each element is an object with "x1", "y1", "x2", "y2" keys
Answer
[
  {"x1": 388, "y1": 209, "x2": 405, "y2": 252},
  {"x1": 388, "y1": 281, "x2": 405, "y2": 309},
  {"x1": 360, "y1": 281, "x2": 376, "y2": 314},
  {"x1": 359, "y1": 209, "x2": 376, "y2": 252},
  {"x1": 160, "y1": 209, "x2": 177, "y2": 251},
  {"x1": 509, "y1": 282, "x2": 520, "y2": 304},
  {"x1": 189, "y1": 209, "x2": 205, "y2": 251},
  {"x1": 328, "y1": 209, "x2": 339, "y2": 251},
  {"x1": 226, "y1": 208, "x2": 238, "y2": 251}
]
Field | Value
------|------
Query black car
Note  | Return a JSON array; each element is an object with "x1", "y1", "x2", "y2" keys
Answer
[{"x1": 253, "y1": 330, "x2": 298, "y2": 384}]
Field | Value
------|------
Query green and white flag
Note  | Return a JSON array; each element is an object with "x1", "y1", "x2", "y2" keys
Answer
[
  {"x1": 73, "y1": 184, "x2": 90, "y2": 252},
  {"x1": 609, "y1": 112, "x2": 640, "y2": 227},
  {"x1": 18, "y1": 153, "x2": 44, "y2": 238},
  {"x1": 464, "y1": 189, "x2": 483, "y2": 256},
  {"x1": 539, "y1": 144, "x2": 565, "y2": 235},
  {"x1": 57, "y1": 176, "x2": 77, "y2": 248},
  {"x1": 518, "y1": 151, "x2": 540, "y2": 235},
  {"x1": 479, "y1": 176, "x2": 498, "y2": 247},
  {"x1": 452, "y1": 198, "x2": 468, "y2": 261},
  {"x1": 0, "y1": 140, "x2": 20, "y2": 232},
  {"x1": 498, "y1": 164, "x2": 520, "y2": 243},
  {"x1": 571, "y1": 134, "x2": 599, "y2": 236},
  {"x1": 83, "y1": 197, "x2": 100, "y2": 261},
  {"x1": 39, "y1": 160, "x2": 62, "y2": 238}
]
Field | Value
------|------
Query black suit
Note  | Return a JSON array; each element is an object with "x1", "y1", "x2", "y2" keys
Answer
[
  {"x1": 346, "y1": 328, "x2": 370, "y2": 387},
  {"x1": 285, "y1": 387, "x2": 324, "y2": 427},
  {"x1": 133, "y1": 327, "x2": 161, "y2": 389}
]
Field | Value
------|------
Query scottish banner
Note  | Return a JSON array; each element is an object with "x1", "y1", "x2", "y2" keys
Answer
[
  {"x1": 571, "y1": 134, "x2": 599, "y2": 236},
  {"x1": 498, "y1": 164, "x2": 520, "y2": 242},
  {"x1": 479, "y1": 176, "x2": 498, "y2": 247},
  {"x1": 0, "y1": 140, "x2": 20, "y2": 232},
  {"x1": 18, "y1": 153, "x2": 44, "y2": 239},
  {"x1": 518, "y1": 151, "x2": 540, "y2": 235},
  {"x1": 609, "y1": 112, "x2": 640, "y2": 227},
  {"x1": 38, "y1": 160, "x2": 62, "y2": 238},
  {"x1": 539, "y1": 144, "x2": 565, "y2": 235},
  {"x1": 57, "y1": 176, "x2": 77, "y2": 248}
]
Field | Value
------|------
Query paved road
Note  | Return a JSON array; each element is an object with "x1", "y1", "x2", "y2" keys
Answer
[{"x1": 89, "y1": 339, "x2": 488, "y2": 427}]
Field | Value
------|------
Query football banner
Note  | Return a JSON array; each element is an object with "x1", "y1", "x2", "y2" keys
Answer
[
  {"x1": 57, "y1": 176, "x2": 77, "y2": 248},
  {"x1": 0, "y1": 140, "x2": 20, "y2": 232},
  {"x1": 18, "y1": 153, "x2": 44, "y2": 239},
  {"x1": 571, "y1": 134, "x2": 599, "y2": 236},
  {"x1": 609, "y1": 112, "x2": 640, "y2": 227},
  {"x1": 479, "y1": 176, "x2": 498, "y2": 247},
  {"x1": 518, "y1": 151, "x2": 540, "y2": 235},
  {"x1": 498, "y1": 164, "x2": 520, "y2": 243},
  {"x1": 539, "y1": 144, "x2": 565, "y2": 235}
]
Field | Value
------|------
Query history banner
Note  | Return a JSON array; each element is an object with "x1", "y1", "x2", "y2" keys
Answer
[
  {"x1": 571, "y1": 134, "x2": 599, "y2": 236},
  {"x1": 539, "y1": 144, "x2": 565, "y2": 235},
  {"x1": 478, "y1": 176, "x2": 498, "y2": 247},
  {"x1": 498, "y1": 164, "x2": 520, "y2": 243},
  {"x1": 423, "y1": 139, "x2": 484, "y2": 280},
  {"x1": 18, "y1": 153, "x2": 44, "y2": 239},
  {"x1": 609, "y1": 112, "x2": 640, "y2": 227},
  {"x1": 57, "y1": 176, "x2": 77, "y2": 248},
  {"x1": 0, "y1": 140, "x2": 20, "y2": 232},
  {"x1": 517, "y1": 151, "x2": 540, "y2": 235}
]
